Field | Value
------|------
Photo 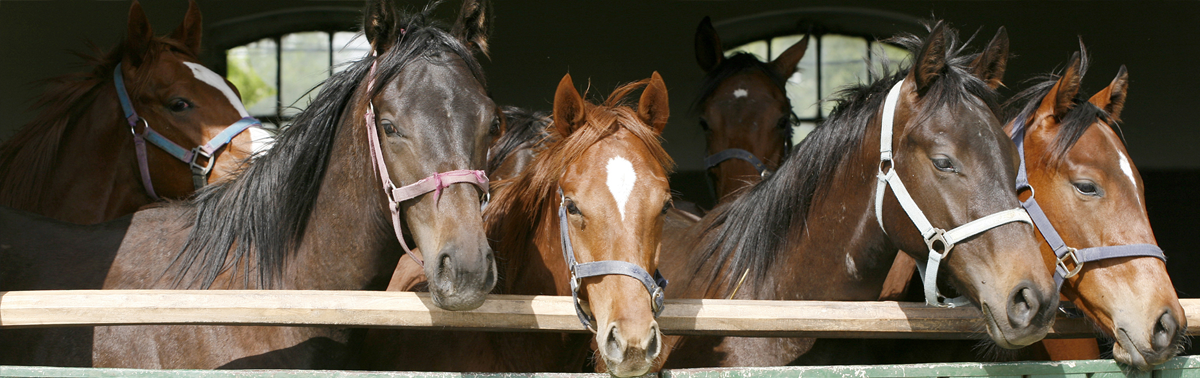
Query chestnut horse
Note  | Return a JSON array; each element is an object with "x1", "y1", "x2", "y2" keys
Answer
[
  {"x1": 693, "y1": 17, "x2": 807, "y2": 204},
  {"x1": 658, "y1": 23, "x2": 1057, "y2": 368},
  {"x1": 1004, "y1": 49, "x2": 1185, "y2": 369},
  {"x1": 0, "y1": 0, "x2": 267, "y2": 225},
  {"x1": 0, "y1": 0, "x2": 497, "y2": 368},
  {"x1": 363, "y1": 73, "x2": 673, "y2": 377}
]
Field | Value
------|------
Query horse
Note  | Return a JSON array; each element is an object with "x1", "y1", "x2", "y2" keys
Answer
[
  {"x1": 488, "y1": 106, "x2": 551, "y2": 182},
  {"x1": 0, "y1": 0, "x2": 498, "y2": 368},
  {"x1": 362, "y1": 73, "x2": 674, "y2": 378},
  {"x1": 1001, "y1": 47, "x2": 1185, "y2": 370},
  {"x1": 692, "y1": 17, "x2": 807, "y2": 205},
  {"x1": 657, "y1": 23, "x2": 1058, "y2": 368},
  {"x1": 0, "y1": 0, "x2": 268, "y2": 225}
]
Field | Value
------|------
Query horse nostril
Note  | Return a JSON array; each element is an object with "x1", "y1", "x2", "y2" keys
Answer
[
  {"x1": 1007, "y1": 286, "x2": 1039, "y2": 329},
  {"x1": 646, "y1": 327, "x2": 660, "y2": 360},
  {"x1": 437, "y1": 254, "x2": 454, "y2": 284},
  {"x1": 606, "y1": 325, "x2": 623, "y2": 359},
  {"x1": 483, "y1": 249, "x2": 497, "y2": 289},
  {"x1": 1153, "y1": 311, "x2": 1178, "y2": 352}
]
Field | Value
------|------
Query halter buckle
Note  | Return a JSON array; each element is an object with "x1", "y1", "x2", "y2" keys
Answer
[
  {"x1": 925, "y1": 228, "x2": 954, "y2": 257},
  {"x1": 1057, "y1": 247, "x2": 1083, "y2": 279},
  {"x1": 878, "y1": 156, "x2": 894, "y2": 176},
  {"x1": 189, "y1": 147, "x2": 215, "y2": 178}
]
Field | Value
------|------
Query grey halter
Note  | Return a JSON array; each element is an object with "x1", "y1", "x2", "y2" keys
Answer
[
  {"x1": 558, "y1": 188, "x2": 667, "y2": 330},
  {"x1": 1010, "y1": 115, "x2": 1166, "y2": 290},
  {"x1": 703, "y1": 148, "x2": 769, "y2": 176}
]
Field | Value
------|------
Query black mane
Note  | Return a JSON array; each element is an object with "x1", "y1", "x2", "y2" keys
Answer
[
  {"x1": 168, "y1": 4, "x2": 485, "y2": 289},
  {"x1": 690, "y1": 25, "x2": 1002, "y2": 293},
  {"x1": 1005, "y1": 49, "x2": 1119, "y2": 164},
  {"x1": 487, "y1": 106, "x2": 550, "y2": 174},
  {"x1": 692, "y1": 53, "x2": 796, "y2": 152}
]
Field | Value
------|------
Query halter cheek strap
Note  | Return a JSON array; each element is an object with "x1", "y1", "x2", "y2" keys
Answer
[
  {"x1": 558, "y1": 188, "x2": 667, "y2": 331},
  {"x1": 362, "y1": 59, "x2": 490, "y2": 266},
  {"x1": 874, "y1": 79, "x2": 1034, "y2": 308},
  {"x1": 1009, "y1": 115, "x2": 1166, "y2": 290},
  {"x1": 114, "y1": 63, "x2": 261, "y2": 199}
]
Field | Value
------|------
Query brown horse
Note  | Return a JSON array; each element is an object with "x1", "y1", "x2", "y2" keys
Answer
[
  {"x1": 658, "y1": 23, "x2": 1057, "y2": 368},
  {"x1": 363, "y1": 73, "x2": 673, "y2": 377},
  {"x1": 1004, "y1": 48, "x2": 1185, "y2": 369},
  {"x1": 693, "y1": 17, "x2": 807, "y2": 204},
  {"x1": 0, "y1": 0, "x2": 497, "y2": 368},
  {"x1": 0, "y1": 0, "x2": 266, "y2": 225}
]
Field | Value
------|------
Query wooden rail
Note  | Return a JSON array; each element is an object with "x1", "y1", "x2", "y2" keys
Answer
[{"x1": 2, "y1": 290, "x2": 1197, "y2": 339}]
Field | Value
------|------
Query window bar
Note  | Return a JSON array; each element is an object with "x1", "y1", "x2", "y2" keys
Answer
[
  {"x1": 815, "y1": 34, "x2": 823, "y2": 120},
  {"x1": 275, "y1": 36, "x2": 283, "y2": 123},
  {"x1": 866, "y1": 40, "x2": 874, "y2": 82},
  {"x1": 328, "y1": 31, "x2": 335, "y2": 77}
]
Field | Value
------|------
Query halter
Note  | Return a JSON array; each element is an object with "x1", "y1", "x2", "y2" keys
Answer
[
  {"x1": 558, "y1": 188, "x2": 667, "y2": 331},
  {"x1": 363, "y1": 59, "x2": 490, "y2": 266},
  {"x1": 1010, "y1": 115, "x2": 1166, "y2": 291},
  {"x1": 874, "y1": 79, "x2": 1034, "y2": 308},
  {"x1": 703, "y1": 148, "x2": 769, "y2": 177},
  {"x1": 114, "y1": 63, "x2": 261, "y2": 200}
]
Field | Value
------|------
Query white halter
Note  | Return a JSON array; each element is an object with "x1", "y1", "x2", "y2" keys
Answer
[{"x1": 874, "y1": 79, "x2": 1033, "y2": 308}]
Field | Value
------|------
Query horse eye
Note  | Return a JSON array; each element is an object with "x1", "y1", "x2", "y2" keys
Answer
[
  {"x1": 931, "y1": 157, "x2": 955, "y2": 172},
  {"x1": 776, "y1": 117, "x2": 791, "y2": 129},
  {"x1": 661, "y1": 201, "x2": 673, "y2": 215},
  {"x1": 1073, "y1": 181, "x2": 1101, "y2": 196},
  {"x1": 168, "y1": 99, "x2": 193, "y2": 112},
  {"x1": 490, "y1": 118, "x2": 502, "y2": 136},
  {"x1": 380, "y1": 121, "x2": 398, "y2": 136},
  {"x1": 698, "y1": 118, "x2": 711, "y2": 132},
  {"x1": 565, "y1": 199, "x2": 582, "y2": 216}
]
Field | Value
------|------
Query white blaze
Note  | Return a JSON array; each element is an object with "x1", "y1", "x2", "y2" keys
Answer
[
  {"x1": 606, "y1": 157, "x2": 637, "y2": 222},
  {"x1": 182, "y1": 62, "x2": 250, "y2": 118},
  {"x1": 1118, "y1": 151, "x2": 1137, "y2": 191},
  {"x1": 733, "y1": 88, "x2": 749, "y2": 98}
]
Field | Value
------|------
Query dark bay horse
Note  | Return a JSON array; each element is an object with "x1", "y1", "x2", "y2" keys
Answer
[
  {"x1": 658, "y1": 23, "x2": 1057, "y2": 368},
  {"x1": 0, "y1": 0, "x2": 266, "y2": 225},
  {"x1": 1004, "y1": 48, "x2": 1185, "y2": 369},
  {"x1": 0, "y1": 0, "x2": 497, "y2": 368},
  {"x1": 693, "y1": 17, "x2": 807, "y2": 204},
  {"x1": 363, "y1": 73, "x2": 674, "y2": 377}
]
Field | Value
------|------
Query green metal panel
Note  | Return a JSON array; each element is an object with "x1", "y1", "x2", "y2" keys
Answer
[{"x1": 1, "y1": 356, "x2": 1198, "y2": 378}]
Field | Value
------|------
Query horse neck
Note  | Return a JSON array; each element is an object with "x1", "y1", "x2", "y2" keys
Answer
[
  {"x1": 283, "y1": 113, "x2": 398, "y2": 290},
  {"x1": 493, "y1": 188, "x2": 570, "y2": 296},
  {"x1": 0, "y1": 83, "x2": 149, "y2": 224}
]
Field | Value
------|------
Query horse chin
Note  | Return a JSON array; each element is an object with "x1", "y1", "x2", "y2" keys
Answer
[{"x1": 980, "y1": 302, "x2": 1021, "y2": 350}]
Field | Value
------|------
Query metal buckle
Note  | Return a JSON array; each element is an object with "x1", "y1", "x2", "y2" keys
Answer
[
  {"x1": 878, "y1": 157, "x2": 894, "y2": 175},
  {"x1": 925, "y1": 228, "x2": 954, "y2": 257},
  {"x1": 1057, "y1": 247, "x2": 1083, "y2": 279},
  {"x1": 189, "y1": 147, "x2": 215, "y2": 177},
  {"x1": 129, "y1": 118, "x2": 149, "y2": 137}
]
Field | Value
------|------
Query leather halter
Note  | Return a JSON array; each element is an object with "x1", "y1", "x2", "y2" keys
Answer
[
  {"x1": 558, "y1": 188, "x2": 667, "y2": 331},
  {"x1": 114, "y1": 63, "x2": 261, "y2": 200},
  {"x1": 703, "y1": 148, "x2": 769, "y2": 177},
  {"x1": 874, "y1": 79, "x2": 1034, "y2": 308},
  {"x1": 363, "y1": 60, "x2": 489, "y2": 266},
  {"x1": 1010, "y1": 115, "x2": 1166, "y2": 290}
]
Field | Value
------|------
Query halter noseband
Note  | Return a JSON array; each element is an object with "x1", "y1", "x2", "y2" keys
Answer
[
  {"x1": 703, "y1": 148, "x2": 769, "y2": 177},
  {"x1": 874, "y1": 79, "x2": 1034, "y2": 308},
  {"x1": 1010, "y1": 114, "x2": 1165, "y2": 291},
  {"x1": 114, "y1": 63, "x2": 261, "y2": 200},
  {"x1": 363, "y1": 59, "x2": 490, "y2": 266},
  {"x1": 558, "y1": 188, "x2": 667, "y2": 331}
]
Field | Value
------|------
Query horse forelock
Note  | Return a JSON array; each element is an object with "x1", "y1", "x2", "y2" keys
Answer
[
  {"x1": 691, "y1": 23, "x2": 1003, "y2": 295},
  {"x1": 0, "y1": 36, "x2": 197, "y2": 211},
  {"x1": 172, "y1": 11, "x2": 484, "y2": 289}
]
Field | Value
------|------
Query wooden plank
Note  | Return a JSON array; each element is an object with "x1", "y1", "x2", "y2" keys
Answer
[{"x1": 1, "y1": 291, "x2": 1199, "y2": 339}]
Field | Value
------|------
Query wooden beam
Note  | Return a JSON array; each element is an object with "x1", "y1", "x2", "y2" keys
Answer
[{"x1": 1, "y1": 290, "x2": 1196, "y2": 339}]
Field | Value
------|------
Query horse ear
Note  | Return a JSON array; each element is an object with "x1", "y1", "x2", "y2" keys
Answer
[
  {"x1": 912, "y1": 22, "x2": 949, "y2": 94},
  {"x1": 1039, "y1": 52, "x2": 1083, "y2": 121},
  {"x1": 169, "y1": 0, "x2": 203, "y2": 56},
  {"x1": 452, "y1": 0, "x2": 491, "y2": 58},
  {"x1": 1089, "y1": 65, "x2": 1129, "y2": 122},
  {"x1": 771, "y1": 34, "x2": 809, "y2": 78},
  {"x1": 639, "y1": 72, "x2": 670, "y2": 135},
  {"x1": 970, "y1": 27, "x2": 1008, "y2": 89},
  {"x1": 552, "y1": 74, "x2": 587, "y2": 138},
  {"x1": 694, "y1": 17, "x2": 724, "y2": 73},
  {"x1": 363, "y1": 0, "x2": 398, "y2": 56},
  {"x1": 124, "y1": 0, "x2": 154, "y2": 67}
]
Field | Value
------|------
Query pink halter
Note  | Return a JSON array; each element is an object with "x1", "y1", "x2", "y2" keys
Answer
[{"x1": 363, "y1": 60, "x2": 490, "y2": 266}]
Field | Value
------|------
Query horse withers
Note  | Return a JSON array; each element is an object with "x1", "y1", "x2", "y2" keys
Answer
[
  {"x1": 659, "y1": 23, "x2": 1057, "y2": 368},
  {"x1": 0, "y1": 0, "x2": 498, "y2": 368},
  {"x1": 365, "y1": 73, "x2": 674, "y2": 377},
  {"x1": 0, "y1": 0, "x2": 267, "y2": 225}
]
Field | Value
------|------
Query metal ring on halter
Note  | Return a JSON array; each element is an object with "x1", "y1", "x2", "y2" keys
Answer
[
  {"x1": 189, "y1": 147, "x2": 215, "y2": 177},
  {"x1": 925, "y1": 229, "x2": 953, "y2": 256},
  {"x1": 129, "y1": 118, "x2": 149, "y2": 137},
  {"x1": 1057, "y1": 247, "x2": 1083, "y2": 279}
]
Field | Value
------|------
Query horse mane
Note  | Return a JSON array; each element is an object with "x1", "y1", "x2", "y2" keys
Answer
[
  {"x1": 484, "y1": 80, "x2": 675, "y2": 293},
  {"x1": 170, "y1": 4, "x2": 486, "y2": 289},
  {"x1": 691, "y1": 53, "x2": 796, "y2": 152},
  {"x1": 0, "y1": 37, "x2": 196, "y2": 210},
  {"x1": 689, "y1": 23, "x2": 1003, "y2": 294},
  {"x1": 487, "y1": 106, "x2": 550, "y2": 174},
  {"x1": 1004, "y1": 47, "x2": 1119, "y2": 165}
]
